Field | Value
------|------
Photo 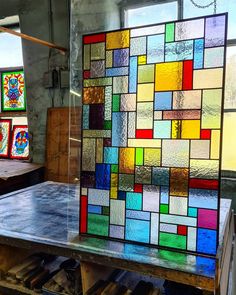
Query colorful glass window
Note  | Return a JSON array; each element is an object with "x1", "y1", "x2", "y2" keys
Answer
[
  {"x1": 2, "y1": 70, "x2": 26, "y2": 112},
  {"x1": 0, "y1": 119, "x2": 12, "y2": 158},
  {"x1": 10, "y1": 125, "x2": 29, "y2": 159},
  {"x1": 80, "y1": 14, "x2": 227, "y2": 255}
]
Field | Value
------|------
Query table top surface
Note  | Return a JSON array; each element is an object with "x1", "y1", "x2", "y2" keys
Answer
[
  {"x1": 0, "y1": 159, "x2": 43, "y2": 180},
  {"x1": 0, "y1": 181, "x2": 232, "y2": 290}
]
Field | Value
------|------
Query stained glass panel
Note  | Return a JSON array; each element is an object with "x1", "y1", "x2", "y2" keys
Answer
[
  {"x1": 0, "y1": 119, "x2": 12, "y2": 158},
  {"x1": 2, "y1": 70, "x2": 26, "y2": 111},
  {"x1": 80, "y1": 14, "x2": 227, "y2": 256},
  {"x1": 10, "y1": 125, "x2": 29, "y2": 159}
]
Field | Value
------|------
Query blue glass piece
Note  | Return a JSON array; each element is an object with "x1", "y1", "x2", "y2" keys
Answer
[
  {"x1": 104, "y1": 147, "x2": 118, "y2": 164},
  {"x1": 189, "y1": 189, "x2": 218, "y2": 209},
  {"x1": 154, "y1": 121, "x2": 171, "y2": 139},
  {"x1": 152, "y1": 167, "x2": 170, "y2": 186},
  {"x1": 197, "y1": 229, "x2": 217, "y2": 255},
  {"x1": 126, "y1": 219, "x2": 150, "y2": 243},
  {"x1": 118, "y1": 191, "x2": 126, "y2": 200},
  {"x1": 88, "y1": 205, "x2": 102, "y2": 214},
  {"x1": 126, "y1": 192, "x2": 142, "y2": 210},
  {"x1": 83, "y1": 105, "x2": 89, "y2": 129},
  {"x1": 112, "y1": 112, "x2": 127, "y2": 147},
  {"x1": 126, "y1": 210, "x2": 150, "y2": 221},
  {"x1": 129, "y1": 57, "x2": 137, "y2": 93},
  {"x1": 194, "y1": 39, "x2": 204, "y2": 69},
  {"x1": 113, "y1": 48, "x2": 129, "y2": 67},
  {"x1": 160, "y1": 186, "x2": 169, "y2": 204},
  {"x1": 165, "y1": 40, "x2": 193, "y2": 62},
  {"x1": 196, "y1": 256, "x2": 216, "y2": 276},
  {"x1": 154, "y1": 92, "x2": 172, "y2": 110},
  {"x1": 106, "y1": 67, "x2": 129, "y2": 77},
  {"x1": 95, "y1": 164, "x2": 111, "y2": 190},
  {"x1": 147, "y1": 34, "x2": 164, "y2": 64}
]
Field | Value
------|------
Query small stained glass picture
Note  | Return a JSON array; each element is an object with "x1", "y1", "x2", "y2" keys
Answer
[
  {"x1": 0, "y1": 119, "x2": 12, "y2": 158},
  {"x1": 80, "y1": 14, "x2": 227, "y2": 256},
  {"x1": 10, "y1": 125, "x2": 29, "y2": 159},
  {"x1": 2, "y1": 70, "x2": 26, "y2": 112}
]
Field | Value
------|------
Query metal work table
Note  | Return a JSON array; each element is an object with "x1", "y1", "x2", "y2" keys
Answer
[{"x1": 0, "y1": 181, "x2": 233, "y2": 294}]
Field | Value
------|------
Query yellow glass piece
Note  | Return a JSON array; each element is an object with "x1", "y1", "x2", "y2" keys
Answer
[
  {"x1": 84, "y1": 45, "x2": 90, "y2": 70},
  {"x1": 172, "y1": 120, "x2": 181, "y2": 139},
  {"x1": 170, "y1": 168, "x2": 189, "y2": 197},
  {"x1": 137, "y1": 102, "x2": 153, "y2": 129},
  {"x1": 138, "y1": 65, "x2": 154, "y2": 83},
  {"x1": 119, "y1": 148, "x2": 135, "y2": 174},
  {"x1": 82, "y1": 138, "x2": 96, "y2": 171},
  {"x1": 111, "y1": 173, "x2": 118, "y2": 199},
  {"x1": 138, "y1": 55, "x2": 147, "y2": 64},
  {"x1": 96, "y1": 138, "x2": 103, "y2": 163},
  {"x1": 202, "y1": 89, "x2": 222, "y2": 129},
  {"x1": 181, "y1": 120, "x2": 200, "y2": 139},
  {"x1": 81, "y1": 188, "x2": 88, "y2": 195},
  {"x1": 128, "y1": 139, "x2": 161, "y2": 148},
  {"x1": 211, "y1": 130, "x2": 220, "y2": 159},
  {"x1": 137, "y1": 84, "x2": 154, "y2": 101},
  {"x1": 106, "y1": 30, "x2": 130, "y2": 49},
  {"x1": 155, "y1": 62, "x2": 183, "y2": 91},
  {"x1": 106, "y1": 50, "x2": 113, "y2": 68},
  {"x1": 144, "y1": 148, "x2": 161, "y2": 166},
  {"x1": 83, "y1": 87, "x2": 104, "y2": 104},
  {"x1": 83, "y1": 130, "x2": 111, "y2": 138},
  {"x1": 190, "y1": 160, "x2": 219, "y2": 179},
  {"x1": 91, "y1": 42, "x2": 105, "y2": 60},
  {"x1": 222, "y1": 113, "x2": 236, "y2": 171},
  {"x1": 193, "y1": 68, "x2": 223, "y2": 89},
  {"x1": 84, "y1": 78, "x2": 112, "y2": 87}
]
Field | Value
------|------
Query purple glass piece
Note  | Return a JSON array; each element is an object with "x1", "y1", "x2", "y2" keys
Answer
[
  {"x1": 113, "y1": 48, "x2": 129, "y2": 67},
  {"x1": 89, "y1": 104, "x2": 104, "y2": 129},
  {"x1": 81, "y1": 172, "x2": 95, "y2": 187},
  {"x1": 205, "y1": 15, "x2": 226, "y2": 48}
]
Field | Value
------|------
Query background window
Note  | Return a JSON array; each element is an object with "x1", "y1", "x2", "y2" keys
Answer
[{"x1": 124, "y1": 1, "x2": 178, "y2": 27}]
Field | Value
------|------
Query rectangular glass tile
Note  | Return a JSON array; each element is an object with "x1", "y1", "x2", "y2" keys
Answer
[
  {"x1": 131, "y1": 25, "x2": 165, "y2": 37},
  {"x1": 147, "y1": 35, "x2": 164, "y2": 63},
  {"x1": 202, "y1": 89, "x2": 222, "y2": 129}
]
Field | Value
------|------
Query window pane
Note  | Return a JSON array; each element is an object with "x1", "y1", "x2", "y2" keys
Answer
[
  {"x1": 225, "y1": 46, "x2": 236, "y2": 109},
  {"x1": 0, "y1": 28, "x2": 23, "y2": 68},
  {"x1": 125, "y1": 2, "x2": 178, "y2": 28},
  {"x1": 184, "y1": 0, "x2": 236, "y2": 39},
  {"x1": 222, "y1": 112, "x2": 236, "y2": 171}
]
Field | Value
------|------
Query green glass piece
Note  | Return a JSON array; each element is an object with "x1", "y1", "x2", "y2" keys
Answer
[
  {"x1": 160, "y1": 204, "x2": 169, "y2": 214},
  {"x1": 87, "y1": 214, "x2": 109, "y2": 236},
  {"x1": 188, "y1": 207, "x2": 198, "y2": 217},
  {"x1": 111, "y1": 164, "x2": 118, "y2": 173},
  {"x1": 159, "y1": 232, "x2": 186, "y2": 250},
  {"x1": 119, "y1": 174, "x2": 134, "y2": 191},
  {"x1": 102, "y1": 207, "x2": 110, "y2": 215},
  {"x1": 104, "y1": 120, "x2": 112, "y2": 130},
  {"x1": 165, "y1": 23, "x2": 175, "y2": 42},
  {"x1": 112, "y1": 95, "x2": 120, "y2": 112},
  {"x1": 136, "y1": 148, "x2": 144, "y2": 165},
  {"x1": 159, "y1": 249, "x2": 187, "y2": 264}
]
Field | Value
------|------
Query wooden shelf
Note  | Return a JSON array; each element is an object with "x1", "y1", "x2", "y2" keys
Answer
[
  {"x1": 0, "y1": 112, "x2": 27, "y2": 117},
  {"x1": 0, "y1": 280, "x2": 39, "y2": 295}
]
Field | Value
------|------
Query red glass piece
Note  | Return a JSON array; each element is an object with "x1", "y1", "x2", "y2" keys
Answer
[
  {"x1": 183, "y1": 60, "x2": 193, "y2": 90},
  {"x1": 83, "y1": 70, "x2": 90, "y2": 79},
  {"x1": 136, "y1": 129, "x2": 153, "y2": 139},
  {"x1": 178, "y1": 225, "x2": 187, "y2": 236},
  {"x1": 201, "y1": 129, "x2": 211, "y2": 139},
  {"x1": 134, "y1": 184, "x2": 143, "y2": 193},
  {"x1": 80, "y1": 195, "x2": 88, "y2": 233},
  {"x1": 189, "y1": 178, "x2": 219, "y2": 190},
  {"x1": 84, "y1": 33, "x2": 106, "y2": 44}
]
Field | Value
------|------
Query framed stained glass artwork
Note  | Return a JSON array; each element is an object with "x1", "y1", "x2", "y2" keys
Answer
[
  {"x1": 80, "y1": 14, "x2": 227, "y2": 256},
  {"x1": 0, "y1": 119, "x2": 12, "y2": 158},
  {"x1": 2, "y1": 70, "x2": 26, "y2": 112},
  {"x1": 10, "y1": 125, "x2": 29, "y2": 160}
]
